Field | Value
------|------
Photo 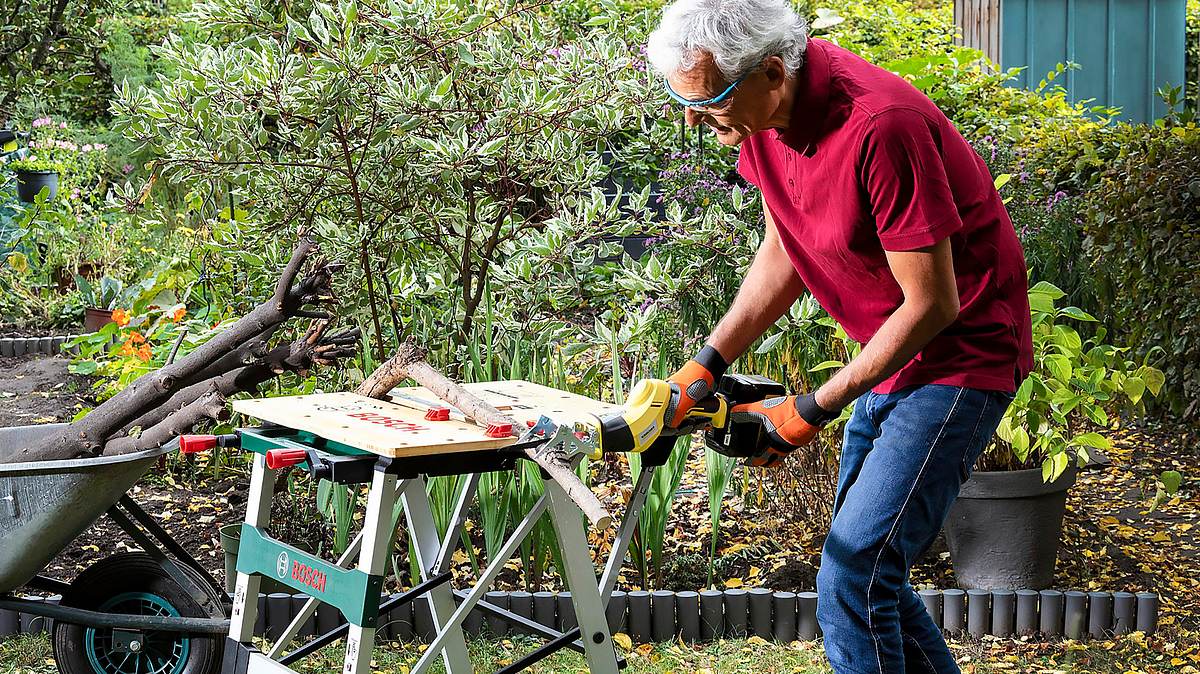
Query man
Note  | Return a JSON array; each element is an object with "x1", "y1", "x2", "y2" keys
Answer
[{"x1": 646, "y1": 1, "x2": 1033, "y2": 672}]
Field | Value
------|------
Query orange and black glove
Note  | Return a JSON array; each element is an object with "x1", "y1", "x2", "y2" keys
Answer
[
  {"x1": 729, "y1": 393, "x2": 839, "y2": 468},
  {"x1": 664, "y1": 345, "x2": 729, "y2": 429}
]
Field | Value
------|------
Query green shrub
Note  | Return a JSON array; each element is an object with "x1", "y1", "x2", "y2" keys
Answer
[
  {"x1": 1080, "y1": 123, "x2": 1200, "y2": 419},
  {"x1": 988, "y1": 282, "x2": 1163, "y2": 480}
]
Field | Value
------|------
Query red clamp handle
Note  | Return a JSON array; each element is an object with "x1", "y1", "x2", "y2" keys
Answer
[
  {"x1": 485, "y1": 422, "x2": 514, "y2": 438},
  {"x1": 424, "y1": 407, "x2": 451, "y2": 421},
  {"x1": 179, "y1": 435, "x2": 217, "y2": 454},
  {"x1": 266, "y1": 448, "x2": 308, "y2": 470}
]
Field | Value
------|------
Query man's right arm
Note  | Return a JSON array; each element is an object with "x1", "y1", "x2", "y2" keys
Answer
[{"x1": 706, "y1": 195, "x2": 806, "y2": 363}]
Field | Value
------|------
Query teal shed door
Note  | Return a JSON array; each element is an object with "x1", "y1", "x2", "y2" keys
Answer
[{"x1": 1001, "y1": 0, "x2": 1188, "y2": 122}]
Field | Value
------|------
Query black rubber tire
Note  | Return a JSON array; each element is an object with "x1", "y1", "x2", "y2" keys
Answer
[{"x1": 52, "y1": 552, "x2": 223, "y2": 674}]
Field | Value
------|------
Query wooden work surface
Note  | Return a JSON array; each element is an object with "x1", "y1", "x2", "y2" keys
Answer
[
  {"x1": 387, "y1": 379, "x2": 619, "y2": 426},
  {"x1": 231, "y1": 381, "x2": 615, "y2": 458}
]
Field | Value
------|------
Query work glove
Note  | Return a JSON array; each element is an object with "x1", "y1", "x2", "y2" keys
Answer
[
  {"x1": 729, "y1": 393, "x2": 838, "y2": 468},
  {"x1": 664, "y1": 345, "x2": 729, "y2": 429}
]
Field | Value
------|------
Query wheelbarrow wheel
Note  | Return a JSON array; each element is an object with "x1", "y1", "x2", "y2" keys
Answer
[{"x1": 52, "y1": 552, "x2": 222, "y2": 674}]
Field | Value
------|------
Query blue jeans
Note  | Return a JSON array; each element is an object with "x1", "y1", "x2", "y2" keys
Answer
[{"x1": 817, "y1": 384, "x2": 1013, "y2": 674}]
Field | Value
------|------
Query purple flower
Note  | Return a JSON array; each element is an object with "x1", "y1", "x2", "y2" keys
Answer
[
  {"x1": 122, "y1": 164, "x2": 134, "y2": 174},
  {"x1": 1044, "y1": 190, "x2": 1068, "y2": 213}
]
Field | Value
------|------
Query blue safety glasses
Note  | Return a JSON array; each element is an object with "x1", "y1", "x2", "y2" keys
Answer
[{"x1": 663, "y1": 71, "x2": 749, "y2": 110}]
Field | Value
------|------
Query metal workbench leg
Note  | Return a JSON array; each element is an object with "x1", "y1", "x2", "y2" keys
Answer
[
  {"x1": 343, "y1": 469, "x2": 400, "y2": 674},
  {"x1": 402, "y1": 477, "x2": 472, "y2": 673},
  {"x1": 544, "y1": 479, "x2": 619, "y2": 674},
  {"x1": 600, "y1": 465, "x2": 654, "y2": 599},
  {"x1": 229, "y1": 454, "x2": 275, "y2": 643},
  {"x1": 409, "y1": 490, "x2": 553, "y2": 674},
  {"x1": 268, "y1": 479, "x2": 412, "y2": 660}
]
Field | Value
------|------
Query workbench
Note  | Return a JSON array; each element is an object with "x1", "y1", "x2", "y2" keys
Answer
[{"x1": 218, "y1": 380, "x2": 674, "y2": 673}]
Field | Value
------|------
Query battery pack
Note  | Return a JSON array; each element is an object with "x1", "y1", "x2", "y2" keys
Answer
[{"x1": 704, "y1": 374, "x2": 786, "y2": 458}]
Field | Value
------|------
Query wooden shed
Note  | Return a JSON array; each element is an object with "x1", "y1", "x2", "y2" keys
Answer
[{"x1": 954, "y1": 0, "x2": 1188, "y2": 122}]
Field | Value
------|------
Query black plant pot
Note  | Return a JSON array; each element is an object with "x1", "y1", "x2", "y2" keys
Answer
[
  {"x1": 944, "y1": 465, "x2": 1077, "y2": 590},
  {"x1": 15, "y1": 169, "x2": 59, "y2": 202}
]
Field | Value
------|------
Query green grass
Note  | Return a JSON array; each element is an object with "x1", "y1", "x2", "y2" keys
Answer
[{"x1": 0, "y1": 632, "x2": 1172, "y2": 674}]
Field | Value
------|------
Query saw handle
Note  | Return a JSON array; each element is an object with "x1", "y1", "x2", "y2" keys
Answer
[{"x1": 681, "y1": 394, "x2": 727, "y2": 429}]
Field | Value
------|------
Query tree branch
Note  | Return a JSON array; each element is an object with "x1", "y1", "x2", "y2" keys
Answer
[
  {"x1": 357, "y1": 342, "x2": 612, "y2": 529},
  {"x1": 14, "y1": 238, "x2": 331, "y2": 461},
  {"x1": 102, "y1": 389, "x2": 229, "y2": 456}
]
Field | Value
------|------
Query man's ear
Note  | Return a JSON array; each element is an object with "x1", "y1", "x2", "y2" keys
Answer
[{"x1": 762, "y1": 55, "x2": 788, "y2": 89}]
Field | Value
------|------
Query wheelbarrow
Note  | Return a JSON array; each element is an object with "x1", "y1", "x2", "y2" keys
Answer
[{"x1": 0, "y1": 423, "x2": 229, "y2": 674}]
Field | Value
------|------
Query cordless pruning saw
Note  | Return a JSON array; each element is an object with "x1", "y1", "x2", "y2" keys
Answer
[{"x1": 565, "y1": 373, "x2": 787, "y2": 461}]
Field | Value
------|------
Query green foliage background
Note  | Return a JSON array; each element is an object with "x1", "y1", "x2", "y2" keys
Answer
[{"x1": 0, "y1": 0, "x2": 1195, "y2": 589}]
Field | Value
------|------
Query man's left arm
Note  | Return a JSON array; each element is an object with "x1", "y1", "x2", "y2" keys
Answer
[{"x1": 812, "y1": 239, "x2": 960, "y2": 412}]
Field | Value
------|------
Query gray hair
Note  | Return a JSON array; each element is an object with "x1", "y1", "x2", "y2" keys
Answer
[{"x1": 646, "y1": 0, "x2": 810, "y2": 82}]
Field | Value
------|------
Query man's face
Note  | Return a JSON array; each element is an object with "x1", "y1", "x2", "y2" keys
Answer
[{"x1": 666, "y1": 53, "x2": 786, "y2": 146}]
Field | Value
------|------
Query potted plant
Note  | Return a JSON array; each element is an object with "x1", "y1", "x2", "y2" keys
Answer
[
  {"x1": 75, "y1": 274, "x2": 126, "y2": 332},
  {"x1": 944, "y1": 281, "x2": 1164, "y2": 589},
  {"x1": 9, "y1": 157, "x2": 63, "y2": 202}
]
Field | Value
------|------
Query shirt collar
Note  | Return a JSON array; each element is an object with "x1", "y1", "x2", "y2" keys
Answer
[{"x1": 772, "y1": 38, "x2": 832, "y2": 156}]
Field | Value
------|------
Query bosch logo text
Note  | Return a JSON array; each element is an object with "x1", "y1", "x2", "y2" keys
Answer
[{"x1": 292, "y1": 560, "x2": 327, "y2": 593}]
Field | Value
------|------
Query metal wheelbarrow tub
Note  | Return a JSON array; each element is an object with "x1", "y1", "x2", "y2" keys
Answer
[{"x1": 0, "y1": 423, "x2": 172, "y2": 593}]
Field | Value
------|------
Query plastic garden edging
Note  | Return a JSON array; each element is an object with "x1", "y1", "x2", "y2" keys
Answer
[
  {"x1": 0, "y1": 335, "x2": 79, "y2": 358},
  {"x1": 0, "y1": 588, "x2": 1160, "y2": 644}
]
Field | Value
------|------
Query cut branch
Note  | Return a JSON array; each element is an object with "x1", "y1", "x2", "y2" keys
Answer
[
  {"x1": 358, "y1": 341, "x2": 612, "y2": 530},
  {"x1": 11, "y1": 237, "x2": 337, "y2": 462},
  {"x1": 114, "y1": 324, "x2": 360, "y2": 439},
  {"x1": 103, "y1": 389, "x2": 229, "y2": 456}
]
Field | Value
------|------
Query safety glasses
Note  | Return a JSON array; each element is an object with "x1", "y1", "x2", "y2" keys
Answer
[{"x1": 663, "y1": 70, "x2": 749, "y2": 112}]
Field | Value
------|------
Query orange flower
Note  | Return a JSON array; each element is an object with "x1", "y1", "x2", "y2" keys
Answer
[
  {"x1": 117, "y1": 339, "x2": 136, "y2": 356},
  {"x1": 111, "y1": 308, "x2": 130, "y2": 327},
  {"x1": 128, "y1": 331, "x2": 146, "y2": 345},
  {"x1": 171, "y1": 306, "x2": 186, "y2": 322},
  {"x1": 136, "y1": 344, "x2": 152, "y2": 362}
]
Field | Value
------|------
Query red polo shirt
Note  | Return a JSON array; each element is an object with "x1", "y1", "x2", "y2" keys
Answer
[{"x1": 737, "y1": 38, "x2": 1033, "y2": 393}]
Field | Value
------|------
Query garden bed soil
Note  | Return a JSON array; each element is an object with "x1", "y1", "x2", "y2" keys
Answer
[
  {"x1": 0, "y1": 324, "x2": 66, "y2": 339},
  {"x1": 2, "y1": 354, "x2": 1197, "y2": 655},
  {"x1": 0, "y1": 355, "x2": 94, "y2": 427}
]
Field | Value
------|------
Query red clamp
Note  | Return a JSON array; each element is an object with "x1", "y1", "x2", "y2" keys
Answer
[
  {"x1": 179, "y1": 435, "x2": 217, "y2": 454},
  {"x1": 424, "y1": 407, "x2": 451, "y2": 421},
  {"x1": 485, "y1": 422, "x2": 514, "y2": 438},
  {"x1": 266, "y1": 448, "x2": 309, "y2": 470}
]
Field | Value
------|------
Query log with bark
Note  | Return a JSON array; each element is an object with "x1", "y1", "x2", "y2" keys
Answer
[
  {"x1": 6, "y1": 236, "x2": 610, "y2": 530},
  {"x1": 5, "y1": 237, "x2": 356, "y2": 463},
  {"x1": 360, "y1": 341, "x2": 614, "y2": 530}
]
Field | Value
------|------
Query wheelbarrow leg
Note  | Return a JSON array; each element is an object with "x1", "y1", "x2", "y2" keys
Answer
[{"x1": 230, "y1": 453, "x2": 275, "y2": 643}]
